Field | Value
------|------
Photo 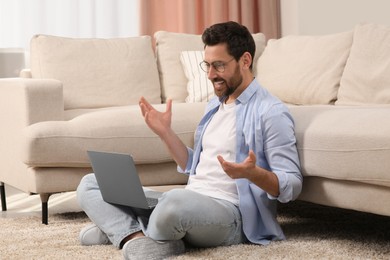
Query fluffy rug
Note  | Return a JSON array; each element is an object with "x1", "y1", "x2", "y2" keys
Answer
[{"x1": 1, "y1": 201, "x2": 389, "y2": 259}]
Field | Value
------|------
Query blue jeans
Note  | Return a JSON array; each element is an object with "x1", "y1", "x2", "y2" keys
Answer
[{"x1": 77, "y1": 174, "x2": 246, "y2": 248}]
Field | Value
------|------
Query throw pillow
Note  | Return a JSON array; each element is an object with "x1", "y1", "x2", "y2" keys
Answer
[
  {"x1": 180, "y1": 51, "x2": 214, "y2": 103},
  {"x1": 255, "y1": 31, "x2": 353, "y2": 105},
  {"x1": 336, "y1": 23, "x2": 390, "y2": 105}
]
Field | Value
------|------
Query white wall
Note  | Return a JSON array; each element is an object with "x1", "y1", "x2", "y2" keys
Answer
[{"x1": 281, "y1": 0, "x2": 390, "y2": 36}]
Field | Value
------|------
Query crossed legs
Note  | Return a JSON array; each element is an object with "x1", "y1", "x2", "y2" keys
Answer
[{"x1": 77, "y1": 174, "x2": 245, "y2": 253}]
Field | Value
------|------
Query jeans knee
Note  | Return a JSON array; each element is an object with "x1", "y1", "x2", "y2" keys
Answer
[
  {"x1": 156, "y1": 189, "x2": 187, "y2": 220},
  {"x1": 147, "y1": 189, "x2": 188, "y2": 240}
]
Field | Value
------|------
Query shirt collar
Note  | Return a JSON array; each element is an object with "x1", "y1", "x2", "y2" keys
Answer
[
  {"x1": 211, "y1": 78, "x2": 259, "y2": 108},
  {"x1": 236, "y1": 78, "x2": 258, "y2": 105}
]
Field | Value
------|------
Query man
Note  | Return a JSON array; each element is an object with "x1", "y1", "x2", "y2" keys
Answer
[{"x1": 77, "y1": 21, "x2": 302, "y2": 259}]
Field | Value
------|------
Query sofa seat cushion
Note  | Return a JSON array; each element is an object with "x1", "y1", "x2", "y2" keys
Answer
[
  {"x1": 289, "y1": 105, "x2": 390, "y2": 187},
  {"x1": 22, "y1": 102, "x2": 207, "y2": 167}
]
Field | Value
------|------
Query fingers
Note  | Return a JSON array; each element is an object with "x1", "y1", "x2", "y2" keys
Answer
[
  {"x1": 219, "y1": 151, "x2": 256, "y2": 169},
  {"x1": 139, "y1": 96, "x2": 157, "y2": 117},
  {"x1": 218, "y1": 155, "x2": 234, "y2": 170},
  {"x1": 140, "y1": 97, "x2": 172, "y2": 115},
  {"x1": 217, "y1": 155, "x2": 224, "y2": 165},
  {"x1": 139, "y1": 97, "x2": 153, "y2": 111},
  {"x1": 248, "y1": 150, "x2": 256, "y2": 162},
  {"x1": 139, "y1": 103, "x2": 148, "y2": 117}
]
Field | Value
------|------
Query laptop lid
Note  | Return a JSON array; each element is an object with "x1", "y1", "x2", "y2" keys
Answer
[{"x1": 87, "y1": 150, "x2": 155, "y2": 209}]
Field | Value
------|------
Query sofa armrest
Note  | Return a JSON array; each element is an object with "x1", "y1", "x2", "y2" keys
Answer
[
  {"x1": 0, "y1": 78, "x2": 64, "y2": 126},
  {"x1": 0, "y1": 78, "x2": 64, "y2": 193}
]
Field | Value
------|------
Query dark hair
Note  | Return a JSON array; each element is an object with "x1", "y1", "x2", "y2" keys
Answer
[{"x1": 202, "y1": 21, "x2": 256, "y2": 69}]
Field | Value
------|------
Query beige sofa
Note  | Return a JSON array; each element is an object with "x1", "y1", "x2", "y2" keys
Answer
[
  {"x1": 1, "y1": 23, "x2": 389, "y2": 224},
  {"x1": 0, "y1": 31, "x2": 265, "y2": 224}
]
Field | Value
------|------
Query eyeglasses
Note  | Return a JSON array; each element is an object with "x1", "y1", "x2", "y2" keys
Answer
[{"x1": 199, "y1": 58, "x2": 235, "y2": 73}]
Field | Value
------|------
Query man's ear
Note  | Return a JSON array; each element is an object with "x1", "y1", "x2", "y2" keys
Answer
[{"x1": 241, "y1": 52, "x2": 253, "y2": 70}]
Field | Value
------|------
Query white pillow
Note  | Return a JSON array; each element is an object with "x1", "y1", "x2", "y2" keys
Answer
[
  {"x1": 154, "y1": 31, "x2": 204, "y2": 103},
  {"x1": 256, "y1": 31, "x2": 353, "y2": 105},
  {"x1": 337, "y1": 23, "x2": 390, "y2": 105},
  {"x1": 180, "y1": 51, "x2": 214, "y2": 103}
]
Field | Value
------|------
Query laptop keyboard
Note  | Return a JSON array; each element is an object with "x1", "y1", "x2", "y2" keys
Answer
[
  {"x1": 144, "y1": 190, "x2": 162, "y2": 207},
  {"x1": 146, "y1": 197, "x2": 159, "y2": 207}
]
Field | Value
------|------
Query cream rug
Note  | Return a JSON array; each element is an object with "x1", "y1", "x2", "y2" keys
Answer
[{"x1": 1, "y1": 201, "x2": 389, "y2": 260}]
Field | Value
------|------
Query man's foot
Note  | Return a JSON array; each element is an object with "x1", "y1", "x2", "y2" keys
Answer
[
  {"x1": 79, "y1": 223, "x2": 110, "y2": 246},
  {"x1": 122, "y1": 236, "x2": 185, "y2": 260}
]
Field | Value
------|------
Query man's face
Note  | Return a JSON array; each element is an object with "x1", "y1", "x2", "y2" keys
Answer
[{"x1": 204, "y1": 44, "x2": 243, "y2": 98}]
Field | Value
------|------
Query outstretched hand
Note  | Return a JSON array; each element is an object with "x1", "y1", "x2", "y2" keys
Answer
[
  {"x1": 139, "y1": 97, "x2": 172, "y2": 137},
  {"x1": 218, "y1": 150, "x2": 280, "y2": 196},
  {"x1": 139, "y1": 97, "x2": 189, "y2": 170},
  {"x1": 217, "y1": 150, "x2": 257, "y2": 179}
]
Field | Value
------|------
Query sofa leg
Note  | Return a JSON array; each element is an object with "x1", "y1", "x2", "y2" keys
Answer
[
  {"x1": 0, "y1": 182, "x2": 6, "y2": 211},
  {"x1": 40, "y1": 193, "x2": 52, "y2": 225}
]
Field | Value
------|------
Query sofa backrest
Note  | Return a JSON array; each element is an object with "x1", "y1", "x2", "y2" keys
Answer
[
  {"x1": 154, "y1": 31, "x2": 266, "y2": 103},
  {"x1": 28, "y1": 23, "x2": 390, "y2": 110},
  {"x1": 30, "y1": 35, "x2": 161, "y2": 110},
  {"x1": 255, "y1": 22, "x2": 390, "y2": 106}
]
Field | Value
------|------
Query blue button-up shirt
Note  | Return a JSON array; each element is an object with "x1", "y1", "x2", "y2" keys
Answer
[{"x1": 178, "y1": 79, "x2": 302, "y2": 245}]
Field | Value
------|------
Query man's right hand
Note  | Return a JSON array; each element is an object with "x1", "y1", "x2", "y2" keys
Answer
[
  {"x1": 138, "y1": 97, "x2": 189, "y2": 170},
  {"x1": 139, "y1": 97, "x2": 172, "y2": 138}
]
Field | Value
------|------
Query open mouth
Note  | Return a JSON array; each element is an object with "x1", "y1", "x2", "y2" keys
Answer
[{"x1": 213, "y1": 79, "x2": 225, "y2": 90}]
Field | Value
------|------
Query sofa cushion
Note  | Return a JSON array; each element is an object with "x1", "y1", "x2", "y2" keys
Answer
[
  {"x1": 289, "y1": 105, "x2": 390, "y2": 188},
  {"x1": 336, "y1": 23, "x2": 390, "y2": 105},
  {"x1": 155, "y1": 31, "x2": 266, "y2": 103},
  {"x1": 30, "y1": 35, "x2": 161, "y2": 110},
  {"x1": 22, "y1": 102, "x2": 207, "y2": 167},
  {"x1": 256, "y1": 31, "x2": 353, "y2": 105}
]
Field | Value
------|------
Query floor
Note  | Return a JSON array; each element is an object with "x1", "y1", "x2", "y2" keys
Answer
[{"x1": 1, "y1": 184, "x2": 82, "y2": 219}]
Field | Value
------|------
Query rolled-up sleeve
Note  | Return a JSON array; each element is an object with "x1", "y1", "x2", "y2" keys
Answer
[
  {"x1": 263, "y1": 107, "x2": 303, "y2": 203},
  {"x1": 177, "y1": 147, "x2": 194, "y2": 176}
]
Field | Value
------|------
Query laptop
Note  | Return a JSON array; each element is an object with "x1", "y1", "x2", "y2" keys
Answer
[{"x1": 87, "y1": 150, "x2": 162, "y2": 209}]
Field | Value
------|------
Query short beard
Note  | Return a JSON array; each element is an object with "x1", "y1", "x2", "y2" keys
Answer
[
  {"x1": 212, "y1": 65, "x2": 243, "y2": 98},
  {"x1": 224, "y1": 67, "x2": 243, "y2": 97}
]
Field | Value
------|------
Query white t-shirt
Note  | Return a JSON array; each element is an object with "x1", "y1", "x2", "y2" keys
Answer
[{"x1": 186, "y1": 101, "x2": 239, "y2": 205}]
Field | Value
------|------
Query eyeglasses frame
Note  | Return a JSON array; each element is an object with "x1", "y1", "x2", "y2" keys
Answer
[{"x1": 199, "y1": 57, "x2": 235, "y2": 73}]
